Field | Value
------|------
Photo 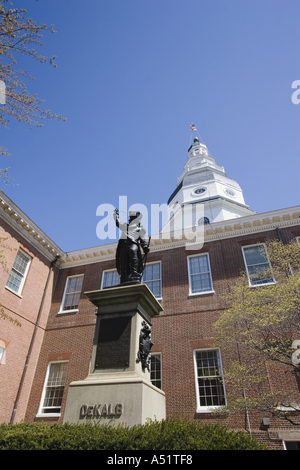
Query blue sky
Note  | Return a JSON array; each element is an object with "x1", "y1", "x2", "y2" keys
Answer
[{"x1": 1, "y1": 0, "x2": 299, "y2": 252}]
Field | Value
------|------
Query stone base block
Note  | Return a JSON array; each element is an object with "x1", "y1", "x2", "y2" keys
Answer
[{"x1": 63, "y1": 374, "x2": 166, "y2": 428}]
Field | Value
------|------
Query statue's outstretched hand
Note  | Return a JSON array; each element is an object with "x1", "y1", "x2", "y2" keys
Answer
[{"x1": 113, "y1": 208, "x2": 119, "y2": 220}]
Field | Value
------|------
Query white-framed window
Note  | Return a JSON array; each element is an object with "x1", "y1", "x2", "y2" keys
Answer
[
  {"x1": 194, "y1": 349, "x2": 226, "y2": 412},
  {"x1": 6, "y1": 248, "x2": 31, "y2": 296},
  {"x1": 187, "y1": 253, "x2": 214, "y2": 295},
  {"x1": 143, "y1": 262, "x2": 162, "y2": 299},
  {"x1": 150, "y1": 353, "x2": 162, "y2": 390},
  {"x1": 37, "y1": 361, "x2": 68, "y2": 417},
  {"x1": 59, "y1": 275, "x2": 84, "y2": 313},
  {"x1": 242, "y1": 244, "x2": 275, "y2": 287},
  {"x1": 101, "y1": 262, "x2": 162, "y2": 299},
  {"x1": 101, "y1": 269, "x2": 120, "y2": 289}
]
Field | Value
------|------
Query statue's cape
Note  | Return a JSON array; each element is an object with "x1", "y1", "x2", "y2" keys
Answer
[{"x1": 115, "y1": 238, "x2": 143, "y2": 275}]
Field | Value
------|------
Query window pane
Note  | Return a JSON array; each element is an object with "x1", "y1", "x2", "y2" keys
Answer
[
  {"x1": 243, "y1": 246, "x2": 265, "y2": 264},
  {"x1": 62, "y1": 276, "x2": 83, "y2": 310},
  {"x1": 243, "y1": 245, "x2": 274, "y2": 286},
  {"x1": 42, "y1": 362, "x2": 68, "y2": 414},
  {"x1": 6, "y1": 269, "x2": 22, "y2": 292},
  {"x1": 67, "y1": 276, "x2": 83, "y2": 293},
  {"x1": 102, "y1": 270, "x2": 120, "y2": 288},
  {"x1": 143, "y1": 263, "x2": 161, "y2": 298},
  {"x1": 191, "y1": 272, "x2": 212, "y2": 293},
  {"x1": 6, "y1": 250, "x2": 31, "y2": 294},
  {"x1": 151, "y1": 354, "x2": 162, "y2": 390},
  {"x1": 189, "y1": 255, "x2": 212, "y2": 294},
  {"x1": 145, "y1": 280, "x2": 161, "y2": 298},
  {"x1": 190, "y1": 255, "x2": 209, "y2": 275},
  {"x1": 64, "y1": 292, "x2": 81, "y2": 310},
  {"x1": 13, "y1": 251, "x2": 30, "y2": 275},
  {"x1": 144, "y1": 263, "x2": 160, "y2": 282},
  {"x1": 247, "y1": 264, "x2": 274, "y2": 285},
  {"x1": 195, "y1": 350, "x2": 226, "y2": 408}
]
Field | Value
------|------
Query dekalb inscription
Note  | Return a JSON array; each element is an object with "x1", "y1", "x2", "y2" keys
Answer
[{"x1": 80, "y1": 402, "x2": 123, "y2": 419}]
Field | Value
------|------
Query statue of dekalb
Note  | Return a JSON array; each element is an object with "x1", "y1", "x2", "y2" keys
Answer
[{"x1": 113, "y1": 209, "x2": 150, "y2": 285}]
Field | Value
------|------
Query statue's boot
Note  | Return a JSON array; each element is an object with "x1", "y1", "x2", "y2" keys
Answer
[{"x1": 129, "y1": 257, "x2": 142, "y2": 282}]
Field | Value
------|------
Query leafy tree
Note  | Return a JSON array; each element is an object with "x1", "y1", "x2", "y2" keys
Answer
[
  {"x1": 0, "y1": 0, "x2": 65, "y2": 182},
  {"x1": 212, "y1": 239, "x2": 300, "y2": 424}
]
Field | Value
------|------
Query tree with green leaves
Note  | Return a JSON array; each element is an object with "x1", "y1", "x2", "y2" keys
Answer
[
  {"x1": 212, "y1": 239, "x2": 300, "y2": 424},
  {"x1": 0, "y1": 0, "x2": 65, "y2": 183}
]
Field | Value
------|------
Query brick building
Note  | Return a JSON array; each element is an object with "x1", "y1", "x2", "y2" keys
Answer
[
  {"x1": 0, "y1": 193, "x2": 63, "y2": 424},
  {"x1": 1, "y1": 137, "x2": 300, "y2": 449}
]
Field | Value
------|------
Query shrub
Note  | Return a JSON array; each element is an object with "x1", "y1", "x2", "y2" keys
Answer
[{"x1": 0, "y1": 419, "x2": 267, "y2": 450}]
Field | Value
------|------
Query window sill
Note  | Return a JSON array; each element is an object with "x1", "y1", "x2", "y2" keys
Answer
[
  {"x1": 57, "y1": 309, "x2": 79, "y2": 315},
  {"x1": 5, "y1": 286, "x2": 23, "y2": 298},
  {"x1": 249, "y1": 281, "x2": 276, "y2": 288},
  {"x1": 196, "y1": 406, "x2": 224, "y2": 414},
  {"x1": 36, "y1": 413, "x2": 61, "y2": 418},
  {"x1": 188, "y1": 290, "x2": 215, "y2": 298}
]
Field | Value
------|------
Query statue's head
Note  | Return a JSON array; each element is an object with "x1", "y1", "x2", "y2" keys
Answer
[{"x1": 128, "y1": 211, "x2": 142, "y2": 223}]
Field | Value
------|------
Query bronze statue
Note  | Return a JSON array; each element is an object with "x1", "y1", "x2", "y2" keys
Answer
[{"x1": 113, "y1": 209, "x2": 150, "y2": 285}]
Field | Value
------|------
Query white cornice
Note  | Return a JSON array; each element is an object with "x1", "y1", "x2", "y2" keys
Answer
[
  {"x1": 59, "y1": 205, "x2": 300, "y2": 269},
  {"x1": 0, "y1": 191, "x2": 64, "y2": 263},
  {"x1": 1, "y1": 192, "x2": 299, "y2": 269}
]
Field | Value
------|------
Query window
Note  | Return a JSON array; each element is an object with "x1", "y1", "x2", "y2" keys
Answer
[
  {"x1": 59, "y1": 275, "x2": 84, "y2": 313},
  {"x1": 194, "y1": 349, "x2": 226, "y2": 411},
  {"x1": 101, "y1": 269, "x2": 120, "y2": 289},
  {"x1": 143, "y1": 262, "x2": 162, "y2": 299},
  {"x1": 188, "y1": 254, "x2": 214, "y2": 295},
  {"x1": 38, "y1": 362, "x2": 68, "y2": 416},
  {"x1": 284, "y1": 441, "x2": 300, "y2": 450},
  {"x1": 242, "y1": 244, "x2": 275, "y2": 286},
  {"x1": 6, "y1": 249, "x2": 31, "y2": 295},
  {"x1": 101, "y1": 262, "x2": 162, "y2": 299},
  {"x1": 151, "y1": 353, "x2": 162, "y2": 390}
]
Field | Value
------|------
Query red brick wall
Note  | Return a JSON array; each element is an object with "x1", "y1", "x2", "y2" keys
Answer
[
  {"x1": 0, "y1": 219, "x2": 55, "y2": 423},
  {"x1": 25, "y1": 225, "x2": 300, "y2": 448}
]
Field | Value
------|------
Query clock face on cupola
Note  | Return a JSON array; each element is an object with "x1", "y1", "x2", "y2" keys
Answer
[{"x1": 163, "y1": 135, "x2": 256, "y2": 233}]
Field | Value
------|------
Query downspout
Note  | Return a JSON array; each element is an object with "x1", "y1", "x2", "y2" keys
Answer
[{"x1": 10, "y1": 255, "x2": 59, "y2": 424}]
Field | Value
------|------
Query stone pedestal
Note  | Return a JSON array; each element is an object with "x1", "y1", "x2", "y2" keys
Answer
[{"x1": 63, "y1": 283, "x2": 166, "y2": 427}]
